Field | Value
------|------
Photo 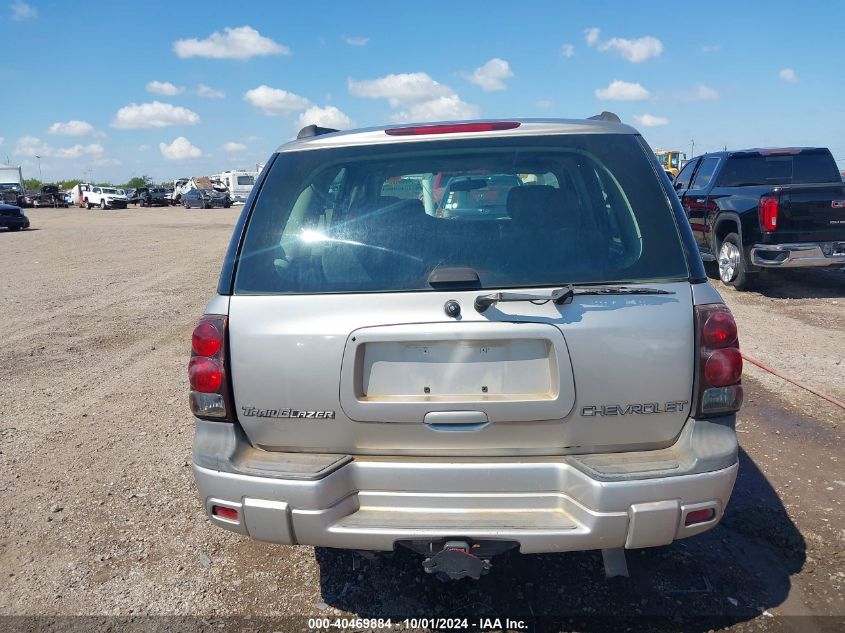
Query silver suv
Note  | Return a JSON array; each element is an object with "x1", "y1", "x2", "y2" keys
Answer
[{"x1": 190, "y1": 117, "x2": 743, "y2": 580}]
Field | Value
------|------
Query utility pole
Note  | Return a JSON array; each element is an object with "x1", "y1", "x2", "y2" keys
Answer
[
  {"x1": 35, "y1": 155, "x2": 42, "y2": 181},
  {"x1": 690, "y1": 140, "x2": 695, "y2": 157}
]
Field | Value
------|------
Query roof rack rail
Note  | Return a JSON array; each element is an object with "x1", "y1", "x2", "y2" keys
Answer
[
  {"x1": 296, "y1": 125, "x2": 340, "y2": 139},
  {"x1": 587, "y1": 111, "x2": 621, "y2": 123}
]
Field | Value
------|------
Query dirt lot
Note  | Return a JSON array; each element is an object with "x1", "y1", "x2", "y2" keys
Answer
[{"x1": 1, "y1": 208, "x2": 843, "y2": 632}]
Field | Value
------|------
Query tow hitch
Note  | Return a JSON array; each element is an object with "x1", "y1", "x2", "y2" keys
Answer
[{"x1": 422, "y1": 541, "x2": 492, "y2": 580}]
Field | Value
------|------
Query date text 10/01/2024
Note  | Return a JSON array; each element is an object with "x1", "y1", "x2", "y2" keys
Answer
[{"x1": 307, "y1": 618, "x2": 528, "y2": 630}]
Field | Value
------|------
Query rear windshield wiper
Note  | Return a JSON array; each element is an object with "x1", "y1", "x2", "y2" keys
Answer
[{"x1": 474, "y1": 285, "x2": 675, "y2": 313}]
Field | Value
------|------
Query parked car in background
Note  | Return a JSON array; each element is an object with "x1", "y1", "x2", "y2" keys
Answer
[
  {"x1": 83, "y1": 186, "x2": 129, "y2": 210},
  {"x1": 674, "y1": 147, "x2": 845, "y2": 289},
  {"x1": 182, "y1": 188, "x2": 230, "y2": 209},
  {"x1": 435, "y1": 173, "x2": 522, "y2": 220},
  {"x1": 191, "y1": 117, "x2": 742, "y2": 581},
  {"x1": 0, "y1": 203, "x2": 30, "y2": 231},
  {"x1": 26, "y1": 185, "x2": 69, "y2": 208},
  {"x1": 136, "y1": 187, "x2": 171, "y2": 207}
]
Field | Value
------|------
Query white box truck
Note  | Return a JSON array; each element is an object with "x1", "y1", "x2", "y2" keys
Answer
[{"x1": 0, "y1": 165, "x2": 26, "y2": 206}]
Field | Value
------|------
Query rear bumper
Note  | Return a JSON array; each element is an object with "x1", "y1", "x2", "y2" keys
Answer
[
  {"x1": 750, "y1": 242, "x2": 845, "y2": 268},
  {"x1": 0, "y1": 215, "x2": 29, "y2": 229},
  {"x1": 193, "y1": 417, "x2": 738, "y2": 553}
]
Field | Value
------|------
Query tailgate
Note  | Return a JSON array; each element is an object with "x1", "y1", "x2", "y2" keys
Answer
[
  {"x1": 776, "y1": 183, "x2": 845, "y2": 241},
  {"x1": 228, "y1": 282, "x2": 695, "y2": 456}
]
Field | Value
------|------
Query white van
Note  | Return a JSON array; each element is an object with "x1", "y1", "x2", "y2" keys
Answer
[{"x1": 212, "y1": 170, "x2": 258, "y2": 204}]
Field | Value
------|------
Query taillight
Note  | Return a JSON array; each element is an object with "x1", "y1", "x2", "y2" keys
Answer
[
  {"x1": 189, "y1": 315, "x2": 234, "y2": 421},
  {"x1": 695, "y1": 304, "x2": 743, "y2": 418},
  {"x1": 759, "y1": 196, "x2": 778, "y2": 231},
  {"x1": 211, "y1": 505, "x2": 240, "y2": 522},
  {"x1": 385, "y1": 121, "x2": 520, "y2": 136},
  {"x1": 685, "y1": 508, "x2": 716, "y2": 526}
]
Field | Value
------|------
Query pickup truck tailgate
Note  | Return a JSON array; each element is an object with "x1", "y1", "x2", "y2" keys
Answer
[{"x1": 774, "y1": 183, "x2": 845, "y2": 242}]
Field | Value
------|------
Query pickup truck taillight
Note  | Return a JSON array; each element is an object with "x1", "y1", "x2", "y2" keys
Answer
[
  {"x1": 694, "y1": 305, "x2": 743, "y2": 418},
  {"x1": 759, "y1": 195, "x2": 778, "y2": 231},
  {"x1": 189, "y1": 315, "x2": 234, "y2": 421}
]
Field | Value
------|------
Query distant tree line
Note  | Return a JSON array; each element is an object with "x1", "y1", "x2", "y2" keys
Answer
[{"x1": 22, "y1": 175, "x2": 173, "y2": 191}]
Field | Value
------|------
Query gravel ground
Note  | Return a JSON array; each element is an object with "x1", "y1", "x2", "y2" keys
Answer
[{"x1": 0, "y1": 208, "x2": 843, "y2": 632}]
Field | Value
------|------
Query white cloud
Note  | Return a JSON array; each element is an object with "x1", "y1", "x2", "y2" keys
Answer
[
  {"x1": 10, "y1": 1, "x2": 36, "y2": 21},
  {"x1": 677, "y1": 83, "x2": 719, "y2": 101},
  {"x1": 48, "y1": 120, "x2": 98, "y2": 137},
  {"x1": 700, "y1": 44, "x2": 721, "y2": 53},
  {"x1": 595, "y1": 80, "x2": 651, "y2": 101},
  {"x1": 138, "y1": 144, "x2": 151, "y2": 151},
  {"x1": 585, "y1": 28, "x2": 663, "y2": 63},
  {"x1": 779, "y1": 68, "x2": 798, "y2": 83},
  {"x1": 344, "y1": 36, "x2": 369, "y2": 46},
  {"x1": 599, "y1": 35, "x2": 663, "y2": 63},
  {"x1": 159, "y1": 137, "x2": 202, "y2": 160},
  {"x1": 393, "y1": 96, "x2": 480, "y2": 123},
  {"x1": 465, "y1": 58, "x2": 513, "y2": 91},
  {"x1": 197, "y1": 83, "x2": 225, "y2": 98},
  {"x1": 222, "y1": 142, "x2": 247, "y2": 152},
  {"x1": 295, "y1": 105, "x2": 354, "y2": 131},
  {"x1": 243, "y1": 85, "x2": 311, "y2": 116},
  {"x1": 633, "y1": 113, "x2": 669, "y2": 127},
  {"x1": 348, "y1": 72, "x2": 454, "y2": 106},
  {"x1": 560, "y1": 44, "x2": 575, "y2": 58},
  {"x1": 173, "y1": 26, "x2": 289, "y2": 60},
  {"x1": 535, "y1": 99, "x2": 553, "y2": 109},
  {"x1": 14, "y1": 136, "x2": 105, "y2": 159},
  {"x1": 349, "y1": 72, "x2": 478, "y2": 122},
  {"x1": 0, "y1": 137, "x2": 4, "y2": 146},
  {"x1": 146, "y1": 80, "x2": 184, "y2": 96},
  {"x1": 112, "y1": 101, "x2": 200, "y2": 128}
]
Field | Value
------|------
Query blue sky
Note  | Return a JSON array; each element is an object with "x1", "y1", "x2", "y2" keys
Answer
[{"x1": 3, "y1": 0, "x2": 844, "y2": 183}]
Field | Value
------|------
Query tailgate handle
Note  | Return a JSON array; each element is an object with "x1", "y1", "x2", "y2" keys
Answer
[{"x1": 424, "y1": 411, "x2": 489, "y2": 432}]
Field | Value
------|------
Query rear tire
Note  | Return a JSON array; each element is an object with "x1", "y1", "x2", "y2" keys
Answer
[
  {"x1": 718, "y1": 233, "x2": 754, "y2": 290},
  {"x1": 85, "y1": 200, "x2": 92, "y2": 210},
  {"x1": 100, "y1": 200, "x2": 106, "y2": 210}
]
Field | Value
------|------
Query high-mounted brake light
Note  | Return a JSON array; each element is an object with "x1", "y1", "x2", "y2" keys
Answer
[
  {"x1": 385, "y1": 121, "x2": 521, "y2": 136},
  {"x1": 759, "y1": 196, "x2": 778, "y2": 232},
  {"x1": 189, "y1": 315, "x2": 234, "y2": 422},
  {"x1": 694, "y1": 305, "x2": 743, "y2": 418}
]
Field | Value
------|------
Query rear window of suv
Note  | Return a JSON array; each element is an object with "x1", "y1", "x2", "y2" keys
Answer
[{"x1": 234, "y1": 134, "x2": 689, "y2": 294}]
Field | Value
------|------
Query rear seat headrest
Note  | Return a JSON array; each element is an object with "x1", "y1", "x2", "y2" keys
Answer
[
  {"x1": 506, "y1": 185, "x2": 564, "y2": 226},
  {"x1": 372, "y1": 197, "x2": 427, "y2": 223}
]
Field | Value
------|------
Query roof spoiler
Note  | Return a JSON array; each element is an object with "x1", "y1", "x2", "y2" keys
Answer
[
  {"x1": 297, "y1": 125, "x2": 340, "y2": 139},
  {"x1": 587, "y1": 111, "x2": 621, "y2": 123}
]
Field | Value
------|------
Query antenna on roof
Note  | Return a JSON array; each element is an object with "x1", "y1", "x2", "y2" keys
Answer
[
  {"x1": 587, "y1": 111, "x2": 621, "y2": 123},
  {"x1": 296, "y1": 125, "x2": 340, "y2": 139}
]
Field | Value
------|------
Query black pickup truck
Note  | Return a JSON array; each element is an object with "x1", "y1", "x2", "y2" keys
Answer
[{"x1": 674, "y1": 147, "x2": 845, "y2": 289}]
